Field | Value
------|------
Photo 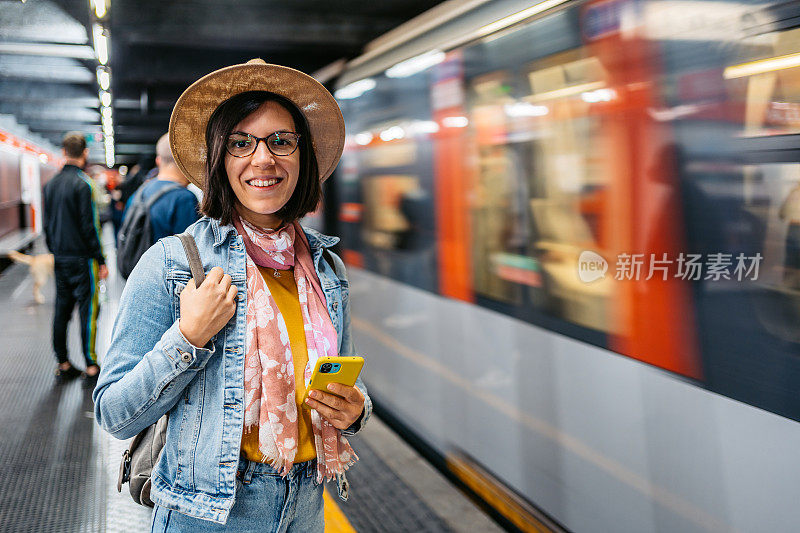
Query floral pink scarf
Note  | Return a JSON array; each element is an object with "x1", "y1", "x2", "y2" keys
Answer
[{"x1": 233, "y1": 212, "x2": 357, "y2": 482}]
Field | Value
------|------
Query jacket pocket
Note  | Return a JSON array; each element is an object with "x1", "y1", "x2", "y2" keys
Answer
[{"x1": 169, "y1": 272, "x2": 191, "y2": 321}]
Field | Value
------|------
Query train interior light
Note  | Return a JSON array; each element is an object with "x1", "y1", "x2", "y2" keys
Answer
[{"x1": 385, "y1": 50, "x2": 445, "y2": 78}]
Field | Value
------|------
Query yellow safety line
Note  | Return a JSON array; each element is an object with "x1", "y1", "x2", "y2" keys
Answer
[
  {"x1": 324, "y1": 488, "x2": 357, "y2": 533},
  {"x1": 447, "y1": 454, "x2": 552, "y2": 533}
]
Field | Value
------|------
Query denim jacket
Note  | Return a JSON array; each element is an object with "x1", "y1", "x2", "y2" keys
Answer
[{"x1": 93, "y1": 217, "x2": 372, "y2": 524}]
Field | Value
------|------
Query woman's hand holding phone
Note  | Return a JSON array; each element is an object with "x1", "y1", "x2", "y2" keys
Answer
[
  {"x1": 179, "y1": 266, "x2": 238, "y2": 348},
  {"x1": 306, "y1": 384, "x2": 364, "y2": 430}
]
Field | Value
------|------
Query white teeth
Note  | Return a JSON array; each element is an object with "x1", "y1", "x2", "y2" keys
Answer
[{"x1": 249, "y1": 178, "x2": 279, "y2": 187}]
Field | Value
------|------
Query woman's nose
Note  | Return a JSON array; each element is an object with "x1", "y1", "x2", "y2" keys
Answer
[{"x1": 250, "y1": 139, "x2": 277, "y2": 167}]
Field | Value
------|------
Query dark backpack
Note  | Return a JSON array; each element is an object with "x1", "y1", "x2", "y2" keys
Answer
[{"x1": 117, "y1": 183, "x2": 181, "y2": 279}]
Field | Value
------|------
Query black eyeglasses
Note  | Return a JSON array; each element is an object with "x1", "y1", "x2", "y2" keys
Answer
[{"x1": 225, "y1": 131, "x2": 301, "y2": 158}]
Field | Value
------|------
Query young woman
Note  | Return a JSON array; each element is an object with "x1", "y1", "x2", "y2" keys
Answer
[{"x1": 94, "y1": 60, "x2": 371, "y2": 532}]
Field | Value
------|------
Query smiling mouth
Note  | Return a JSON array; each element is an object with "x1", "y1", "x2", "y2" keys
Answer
[{"x1": 246, "y1": 177, "x2": 283, "y2": 189}]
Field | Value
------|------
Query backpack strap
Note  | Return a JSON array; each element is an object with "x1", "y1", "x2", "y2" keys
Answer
[
  {"x1": 144, "y1": 182, "x2": 182, "y2": 209},
  {"x1": 177, "y1": 233, "x2": 205, "y2": 286},
  {"x1": 128, "y1": 182, "x2": 148, "y2": 206},
  {"x1": 322, "y1": 248, "x2": 344, "y2": 280}
]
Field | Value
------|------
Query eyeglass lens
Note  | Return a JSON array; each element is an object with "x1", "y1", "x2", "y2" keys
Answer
[{"x1": 226, "y1": 132, "x2": 299, "y2": 157}]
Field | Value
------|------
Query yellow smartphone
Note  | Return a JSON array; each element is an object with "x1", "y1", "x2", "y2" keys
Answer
[{"x1": 302, "y1": 356, "x2": 364, "y2": 408}]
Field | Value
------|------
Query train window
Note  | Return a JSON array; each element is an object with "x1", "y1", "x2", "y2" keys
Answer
[
  {"x1": 726, "y1": 26, "x2": 800, "y2": 137},
  {"x1": 468, "y1": 71, "x2": 527, "y2": 306},
  {"x1": 361, "y1": 174, "x2": 421, "y2": 250},
  {"x1": 337, "y1": 71, "x2": 439, "y2": 293},
  {"x1": 458, "y1": 11, "x2": 615, "y2": 341},
  {"x1": 523, "y1": 52, "x2": 611, "y2": 332}
]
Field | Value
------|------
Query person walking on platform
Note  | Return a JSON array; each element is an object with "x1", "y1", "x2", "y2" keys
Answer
[
  {"x1": 94, "y1": 60, "x2": 371, "y2": 532},
  {"x1": 43, "y1": 132, "x2": 108, "y2": 383},
  {"x1": 132, "y1": 133, "x2": 201, "y2": 241}
]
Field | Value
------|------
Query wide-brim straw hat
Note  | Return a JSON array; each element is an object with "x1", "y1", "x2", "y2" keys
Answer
[{"x1": 169, "y1": 58, "x2": 345, "y2": 188}]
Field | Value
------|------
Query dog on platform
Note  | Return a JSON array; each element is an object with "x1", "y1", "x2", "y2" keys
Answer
[{"x1": 6, "y1": 250, "x2": 54, "y2": 304}]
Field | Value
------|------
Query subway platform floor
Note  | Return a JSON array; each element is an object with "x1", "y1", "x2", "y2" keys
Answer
[{"x1": 0, "y1": 233, "x2": 502, "y2": 533}]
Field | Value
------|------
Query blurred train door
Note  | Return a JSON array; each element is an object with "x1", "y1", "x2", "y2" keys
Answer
[{"x1": 582, "y1": 0, "x2": 701, "y2": 378}]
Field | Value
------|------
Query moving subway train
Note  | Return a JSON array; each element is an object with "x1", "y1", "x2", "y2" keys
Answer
[{"x1": 330, "y1": 0, "x2": 800, "y2": 531}]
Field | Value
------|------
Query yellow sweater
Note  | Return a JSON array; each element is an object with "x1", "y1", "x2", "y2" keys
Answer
[{"x1": 240, "y1": 266, "x2": 317, "y2": 464}]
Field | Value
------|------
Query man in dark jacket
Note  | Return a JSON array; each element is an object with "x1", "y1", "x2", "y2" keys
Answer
[{"x1": 43, "y1": 132, "x2": 108, "y2": 383}]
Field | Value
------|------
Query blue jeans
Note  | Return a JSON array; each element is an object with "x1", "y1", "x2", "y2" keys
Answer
[{"x1": 151, "y1": 458, "x2": 324, "y2": 532}]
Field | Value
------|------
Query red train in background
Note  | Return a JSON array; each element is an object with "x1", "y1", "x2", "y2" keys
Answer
[{"x1": 0, "y1": 129, "x2": 59, "y2": 243}]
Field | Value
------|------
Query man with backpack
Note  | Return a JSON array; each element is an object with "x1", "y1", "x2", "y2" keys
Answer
[{"x1": 117, "y1": 133, "x2": 200, "y2": 278}]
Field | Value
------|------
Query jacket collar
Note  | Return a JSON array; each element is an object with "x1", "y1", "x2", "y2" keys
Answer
[
  {"x1": 211, "y1": 217, "x2": 238, "y2": 247},
  {"x1": 303, "y1": 226, "x2": 340, "y2": 251},
  {"x1": 209, "y1": 217, "x2": 340, "y2": 251}
]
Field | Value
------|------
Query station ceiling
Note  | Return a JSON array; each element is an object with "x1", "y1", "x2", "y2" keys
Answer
[{"x1": 0, "y1": 0, "x2": 443, "y2": 164}]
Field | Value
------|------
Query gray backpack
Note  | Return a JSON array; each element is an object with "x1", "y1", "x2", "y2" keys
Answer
[{"x1": 117, "y1": 232, "x2": 205, "y2": 507}]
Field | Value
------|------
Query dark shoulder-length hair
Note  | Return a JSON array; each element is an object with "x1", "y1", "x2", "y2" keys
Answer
[{"x1": 201, "y1": 91, "x2": 321, "y2": 226}]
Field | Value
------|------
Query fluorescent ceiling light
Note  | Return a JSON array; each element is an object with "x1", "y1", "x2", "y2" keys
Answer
[
  {"x1": 92, "y1": 0, "x2": 108, "y2": 19},
  {"x1": 386, "y1": 50, "x2": 445, "y2": 78},
  {"x1": 528, "y1": 82, "x2": 605, "y2": 102},
  {"x1": 504, "y1": 102, "x2": 549, "y2": 117},
  {"x1": 408, "y1": 120, "x2": 440, "y2": 134},
  {"x1": 97, "y1": 68, "x2": 110, "y2": 91},
  {"x1": 354, "y1": 132, "x2": 373, "y2": 146},
  {"x1": 100, "y1": 91, "x2": 111, "y2": 107},
  {"x1": 92, "y1": 24, "x2": 109, "y2": 65},
  {"x1": 478, "y1": 0, "x2": 569, "y2": 37},
  {"x1": 724, "y1": 52, "x2": 800, "y2": 79},
  {"x1": 580, "y1": 88, "x2": 616, "y2": 103},
  {"x1": 335, "y1": 78, "x2": 376, "y2": 100},
  {"x1": 0, "y1": 43, "x2": 95, "y2": 59},
  {"x1": 101, "y1": 106, "x2": 112, "y2": 118},
  {"x1": 379, "y1": 126, "x2": 405, "y2": 142},
  {"x1": 442, "y1": 116, "x2": 468, "y2": 128}
]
